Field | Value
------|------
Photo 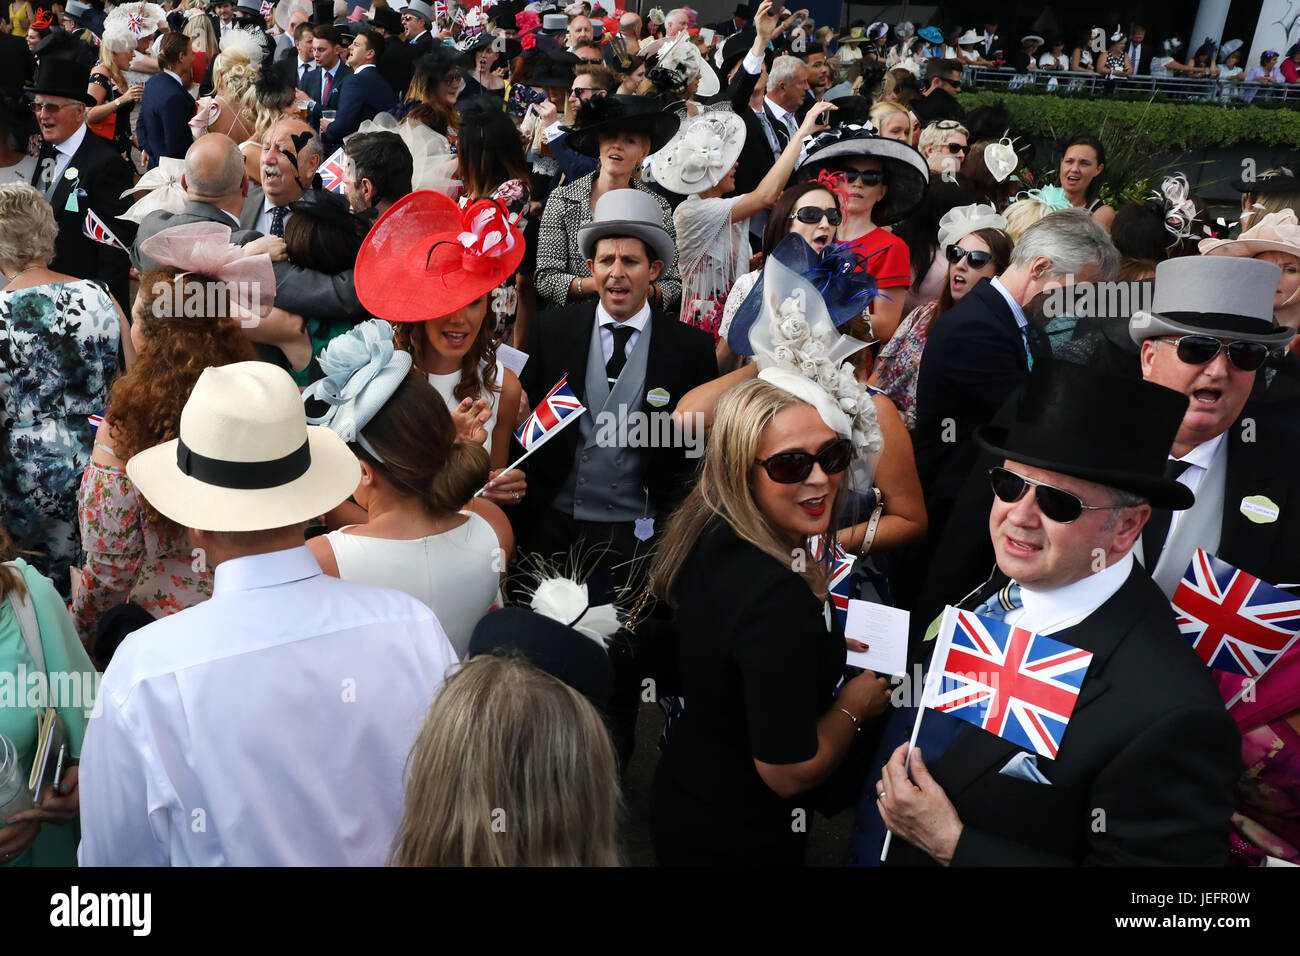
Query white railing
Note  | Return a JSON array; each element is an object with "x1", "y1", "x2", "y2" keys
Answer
[{"x1": 961, "y1": 64, "x2": 1299, "y2": 105}]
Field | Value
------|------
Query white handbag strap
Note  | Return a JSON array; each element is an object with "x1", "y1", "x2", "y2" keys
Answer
[{"x1": 4, "y1": 563, "x2": 43, "y2": 675}]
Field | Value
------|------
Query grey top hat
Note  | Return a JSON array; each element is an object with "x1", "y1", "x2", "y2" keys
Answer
[
  {"x1": 577, "y1": 188, "x2": 676, "y2": 268},
  {"x1": 405, "y1": 0, "x2": 435, "y2": 24},
  {"x1": 236, "y1": 0, "x2": 263, "y2": 14},
  {"x1": 63, "y1": 0, "x2": 92, "y2": 21},
  {"x1": 1128, "y1": 256, "x2": 1295, "y2": 347},
  {"x1": 541, "y1": 13, "x2": 569, "y2": 33}
]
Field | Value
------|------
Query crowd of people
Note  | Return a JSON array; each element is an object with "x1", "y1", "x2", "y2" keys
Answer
[{"x1": 0, "y1": 0, "x2": 1298, "y2": 870}]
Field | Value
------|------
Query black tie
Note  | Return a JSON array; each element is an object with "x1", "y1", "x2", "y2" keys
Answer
[
  {"x1": 1141, "y1": 458, "x2": 1192, "y2": 569},
  {"x1": 269, "y1": 205, "x2": 289, "y2": 238},
  {"x1": 606, "y1": 324, "x2": 634, "y2": 381}
]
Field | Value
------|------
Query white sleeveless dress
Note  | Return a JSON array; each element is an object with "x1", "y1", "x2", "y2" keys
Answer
[
  {"x1": 428, "y1": 359, "x2": 504, "y2": 456},
  {"x1": 325, "y1": 511, "x2": 500, "y2": 657}
]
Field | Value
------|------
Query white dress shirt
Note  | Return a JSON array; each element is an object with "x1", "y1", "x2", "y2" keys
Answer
[
  {"x1": 763, "y1": 95, "x2": 798, "y2": 140},
  {"x1": 1163, "y1": 432, "x2": 1225, "y2": 542},
  {"x1": 1006, "y1": 552, "x2": 1135, "y2": 636},
  {"x1": 597, "y1": 299, "x2": 651, "y2": 367},
  {"x1": 77, "y1": 546, "x2": 459, "y2": 866},
  {"x1": 297, "y1": 56, "x2": 315, "y2": 86},
  {"x1": 46, "y1": 123, "x2": 88, "y2": 191}
]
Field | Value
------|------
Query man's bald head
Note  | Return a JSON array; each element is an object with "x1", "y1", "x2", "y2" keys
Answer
[{"x1": 184, "y1": 134, "x2": 248, "y2": 205}]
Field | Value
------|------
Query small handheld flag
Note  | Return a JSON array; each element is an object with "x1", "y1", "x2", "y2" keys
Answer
[
  {"x1": 434, "y1": 0, "x2": 448, "y2": 18},
  {"x1": 83, "y1": 209, "x2": 126, "y2": 251},
  {"x1": 318, "y1": 147, "x2": 349, "y2": 195},
  {"x1": 1173, "y1": 549, "x2": 1300, "y2": 678},
  {"x1": 477, "y1": 376, "x2": 586, "y2": 496},
  {"x1": 260, "y1": 0, "x2": 274, "y2": 16},
  {"x1": 810, "y1": 534, "x2": 854, "y2": 629}
]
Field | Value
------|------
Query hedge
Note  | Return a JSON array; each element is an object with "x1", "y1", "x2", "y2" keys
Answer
[{"x1": 954, "y1": 90, "x2": 1300, "y2": 150}]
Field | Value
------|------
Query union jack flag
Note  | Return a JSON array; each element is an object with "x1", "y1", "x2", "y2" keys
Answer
[
  {"x1": 514, "y1": 376, "x2": 585, "y2": 452},
  {"x1": 83, "y1": 209, "x2": 126, "y2": 251},
  {"x1": 810, "y1": 534, "x2": 855, "y2": 628},
  {"x1": 260, "y1": 0, "x2": 274, "y2": 15},
  {"x1": 1172, "y1": 549, "x2": 1300, "y2": 678},
  {"x1": 481, "y1": 0, "x2": 498, "y2": 8},
  {"x1": 88, "y1": 412, "x2": 104, "y2": 430},
  {"x1": 434, "y1": 0, "x2": 448, "y2": 18},
  {"x1": 318, "y1": 147, "x2": 348, "y2": 195},
  {"x1": 453, "y1": 7, "x2": 466, "y2": 25},
  {"x1": 126, "y1": 11, "x2": 145, "y2": 34},
  {"x1": 928, "y1": 609, "x2": 1093, "y2": 759}
]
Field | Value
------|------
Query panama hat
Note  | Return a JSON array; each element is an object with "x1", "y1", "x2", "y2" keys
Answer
[
  {"x1": 577, "y1": 188, "x2": 676, "y2": 267},
  {"x1": 565, "y1": 93, "x2": 680, "y2": 157},
  {"x1": 975, "y1": 360, "x2": 1195, "y2": 510},
  {"x1": 127, "y1": 363, "x2": 361, "y2": 532},
  {"x1": 650, "y1": 106, "x2": 745, "y2": 194},
  {"x1": 355, "y1": 190, "x2": 526, "y2": 322},
  {"x1": 1127, "y1": 256, "x2": 1294, "y2": 348}
]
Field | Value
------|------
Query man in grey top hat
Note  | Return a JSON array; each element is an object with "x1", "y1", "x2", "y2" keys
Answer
[
  {"x1": 514, "y1": 188, "x2": 717, "y2": 764},
  {"x1": 1131, "y1": 255, "x2": 1300, "y2": 597},
  {"x1": 402, "y1": 0, "x2": 436, "y2": 54}
]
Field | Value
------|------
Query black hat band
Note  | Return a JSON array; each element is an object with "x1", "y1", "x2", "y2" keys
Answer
[{"x1": 177, "y1": 438, "x2": 311, "y2": 489}]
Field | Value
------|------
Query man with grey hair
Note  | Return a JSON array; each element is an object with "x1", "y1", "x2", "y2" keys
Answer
[
  {"x1": 914, "y1": 208, "x2": 1119, "y2": 548},
  {"x1": 764, "y1": 55, "x2": 811, "y2": 140},
  {"x1": 664, "y1": 7, "x2": 690, "y2": 36}
]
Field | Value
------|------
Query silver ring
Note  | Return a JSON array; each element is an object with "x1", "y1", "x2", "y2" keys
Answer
[
  {"x1": 511, "y1": 491, "x2": 520, "y2": 502},
  {"x1": 877, "y1": 788, "x2": 886, "y2": 800}
]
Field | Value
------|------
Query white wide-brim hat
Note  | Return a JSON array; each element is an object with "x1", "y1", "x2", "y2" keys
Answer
[
  {"x1": 128, "y1": 362, "x2": 362, "y2": 532},
  {"x1": 656, "y1": 32, "x2": 720, "y2": 98},
  {"x1": 957, "y1": 29, "x2": 980, "y2": 45},
  {"x1": 650, "y1": 108, "x2": 746, "y2": 194},
  {"x1": 1199, "y1": 209, "x2": 1300, "y2": 261}
]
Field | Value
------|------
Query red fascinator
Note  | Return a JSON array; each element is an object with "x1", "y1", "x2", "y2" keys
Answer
[{"x1": 355, "y1": 191, "x2": 525, "y2": 323}]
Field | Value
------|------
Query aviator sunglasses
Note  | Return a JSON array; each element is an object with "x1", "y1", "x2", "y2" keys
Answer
[
  {"x1": 1158, "y1": 335, "x2": 1269, "y2": 372},
  {"x1": 988, "y1": 466, "x2": 1120, "y2": 523},
  {"x1": 791, "y1": 205, "x2": 843, "y2": 226},
  {"x1": 756, "y1": 438, "x2": 854, "y2": 483},
  {"x1": 945, "y1": 245, "x2": 993, "y2": 267}
]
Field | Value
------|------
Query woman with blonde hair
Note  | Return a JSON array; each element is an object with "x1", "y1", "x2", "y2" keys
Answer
[
  {"x1": 86, "y1": 29, "x2": 144, "y2": 160},
  {"x1": 189, "y1": 28, "x2": 265, "y2": 145},
  {"x1": 868, "y1": 99, "x2": 911, "y2": 143},
  {"x1": 390, "y1": 654, "x2": 621, "y2": 867},
  {"x1": 181, "y1": 7, "x2": 219, "y2": 87}
]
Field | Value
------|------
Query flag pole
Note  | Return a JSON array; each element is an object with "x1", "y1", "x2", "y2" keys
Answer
[{"x1": 881, "y1": 604, "x2": 957, "y2": 863}]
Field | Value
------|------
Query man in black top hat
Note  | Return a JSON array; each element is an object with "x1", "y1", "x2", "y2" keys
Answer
[
  {"x1": 709, "y1": 4, "x2": 751, "y2": 38},
  {"x1": 27, "y1": 58, "x2": 135, "y2": 312},
  {"x1": 872, "y1": 360, "x2": 1240, "y2": 866},
  {"x1": 0, "y1": 22, "x2": 36, "y2": 90},
  {"x1": 367, "y1": 7, "x2": 417, "y2": 98}
]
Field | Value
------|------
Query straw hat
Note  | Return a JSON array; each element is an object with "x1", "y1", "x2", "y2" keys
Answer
[{"x1": 127, "y1": 363, "x2": 361, "y2": 532}]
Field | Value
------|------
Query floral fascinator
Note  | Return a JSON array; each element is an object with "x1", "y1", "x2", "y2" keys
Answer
[
  {"x1": 748, "y1": 248, "x2": 885, "y2": 489},
  {"x1": 136, "y1": 221, "x2": 276, "y2": 320},
  {"x1": 302, "y1": 319, "x2": 413, "y2": 461}
]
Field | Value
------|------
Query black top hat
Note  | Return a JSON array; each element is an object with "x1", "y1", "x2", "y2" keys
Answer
[
  {"x1": 566, "y1": 93, "x2": 680, "y2": 157},
  {"x1": 26, "y1": 57, "x2": 96, "y2": 106},
  {"x1": 729, "y1": 4, "x2": 752, "y2": 19},
  {"x1": 525, "y1": 49, "x2": 579, "y2": 88},
  {"x1": 975, "y1": 360, "x2": 1195, "y2": 509},
  {"x1": 370, "y1": 6, "x2": 401, "y2": 34},
  {"x1": 490, "y1": 0, "x2": 523, "y2": 32},
  {"x1": 718, "y1": 27, "x2": 757, "y2": 76},
  {"x1": 311, "y1": 0, "x2": 333, "y2": 25},
  {"x1": 468, "y1": 608, "x2": 615, "y2": 710}
]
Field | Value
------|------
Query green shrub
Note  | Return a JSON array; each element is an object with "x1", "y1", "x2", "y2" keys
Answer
[{"x1": 956, "y1": 90, "x2": 1300, "y2": 149}]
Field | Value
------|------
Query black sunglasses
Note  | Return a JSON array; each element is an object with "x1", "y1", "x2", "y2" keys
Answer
[
  {"x1": 988, "y1": 467, "x2": 1119, "y2": 524},
  {"x1": 839, "y1": 168, "x2": 884, "y2": 185},
  {"x1": 943, "y1": 142, "x2": 968, "y2": 154},
  {"x1": 1158, "y1": 335, "x2": 1269, "y2": 372},
  {"x1": 946, "y1": 245, "x2": 993, "y2": 267},
  {"x1": 756, "y1": 438, "x2": 854, "y2": 484},
  {"x1": 791, "y1": 205, "x2": 843, "y2": 226}
]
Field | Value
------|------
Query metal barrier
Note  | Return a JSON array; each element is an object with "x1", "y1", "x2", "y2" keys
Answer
[{"x1": 961, "y1": 64, "x2": 1300, "y2": 106}]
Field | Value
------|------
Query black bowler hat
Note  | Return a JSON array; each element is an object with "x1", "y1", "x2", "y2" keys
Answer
[
  {"x1": 468, "y1": 608, "x2": 615, "y2": 710},
  {"x1": 975, "y1": 360, "x2": 1195, "y2": 509},
  {"x1": 25, "y1": 58, "x2": 97, "y2": 106},
  {"x1": 566, "y1": 93, "x2": 679, "y2": 157}
]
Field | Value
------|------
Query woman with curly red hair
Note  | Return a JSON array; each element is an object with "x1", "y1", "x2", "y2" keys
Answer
[{"x1": 72, "y1": 237, "x2": 261, "y2": 659}]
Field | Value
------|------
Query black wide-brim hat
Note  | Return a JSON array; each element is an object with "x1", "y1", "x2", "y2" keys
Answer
[
  {"x1": 797, "y1": 124, "x2": 931, "y2": 226},
  {"x1": 566, "y1": 93, "x2": 680, "y2": 157},
  {"x1": 26, "y1": 57, "x2": 97, "y2": 107},
  {"x1": 975, "y1": 360, "x2": 1195, "y2": 510},
  {"x1": 525, "y1": 49, "x2": 580, "y2": 88},
  {"x1": 468, "y1": 608, "x2": 615, "y2": 711}
]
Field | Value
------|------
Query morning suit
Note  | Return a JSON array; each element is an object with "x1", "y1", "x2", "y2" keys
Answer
[
  {"x1": 136, "y1": 70, "x2": 196, "y2": 170},
  {"x1": 726, "y1": 56, "x2": 779, "y2": 198},
  {"x1": 379, "y1": 40, "x2": 417, "y2": 100},
  {"x1": 322, "y1": 64, "x2": 396, "y2": 151},
  {"x1": 31, "y1": 127, "x2": 136, "y2": 311},
  {"x1": 408, "y1": 31, "x2": 435, "y2": 56},
  {"x1": 133, "y1": 200, "x2": 259, "y2": 271},
  {"x1": 883, "y1": 565, "x2": 1241, "y2": 866}
]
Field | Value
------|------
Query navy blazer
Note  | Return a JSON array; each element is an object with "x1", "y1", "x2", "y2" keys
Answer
[
  {"x1": 323, "y1": 65, "x2": 396, "y2": 151},
  {"x1": 136, "y1": 71, "x2": 195, "y2": 170},
  {"x1": 303, "y1": 62, "x2": 352, "y2": 127}
]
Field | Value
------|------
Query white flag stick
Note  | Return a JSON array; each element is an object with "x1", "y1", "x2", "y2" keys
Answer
[
  {"x1": 474, "y1": 404, "x2": 586, "y2": 497},
  {"x1": 881, "y1": 604, "x2": 958, "y2": 863}
]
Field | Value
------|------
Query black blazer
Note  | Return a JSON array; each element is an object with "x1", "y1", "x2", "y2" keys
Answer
[
  {"x1": 0, "y1": 32, "x2": 35, "y2": 90},
  {"x1": 323, "y1": 65, "x2": 397, "y2": 151},
  {"x1": 278, "y1": 50, "x2": 317, "y2": 92},
  {"x1": 726, "y1": 59, "x2": 779, "y2": 197},
  {"x1": 32, "y1": 128, "x2": 136, "y2": 311},
  {"x1": 887, "y1": 565, "x2": 1241, "y2": 866},
  {"x1": 136, "y1": 71, "x2": 196, "y2": 169},
  {"x1": 379, "y1": 41, "x2": 417, "y2": 101},
  {"x1": 913, "y1": 277, "x2": 1049, "y2": 519},
  {"x1": 515, "y1": 301, "x2": 718, "y2": 531}
]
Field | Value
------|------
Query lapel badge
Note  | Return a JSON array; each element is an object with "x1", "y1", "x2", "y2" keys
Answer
[{"x1": 1240, "y1": 494, "x2": 1280, "y2": 524}]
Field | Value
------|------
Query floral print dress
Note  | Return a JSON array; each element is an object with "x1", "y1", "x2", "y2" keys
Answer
[
  {"x1": 74, "y1": 460, "x2": 213, "y2": 649},
  {"x1": 0, "y1": 280, "x2": 119, "y2": 597}
]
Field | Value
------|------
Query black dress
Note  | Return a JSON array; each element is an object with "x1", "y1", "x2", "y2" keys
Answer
[
  {"x1": 88, "y1": 73, "x2": 134, "y2": 159},
  {"x1": 650, "y1": 518, "x2": 848, "y2": 866}
]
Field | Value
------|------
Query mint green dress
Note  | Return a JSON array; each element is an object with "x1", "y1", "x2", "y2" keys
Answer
[{"x1": 0, "y1": 558, "x2": 97, "y2": 867}]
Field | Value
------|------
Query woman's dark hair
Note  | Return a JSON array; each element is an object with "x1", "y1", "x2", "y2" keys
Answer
[
  {"x1": 283, "y1": 206, "x2": 368, "y2": 274},
  {"x1": 929, "y1": 225, "x2": 1013, "y2": 328},
  {"x1": 352, "y1": 371, "x2": 491, "y2": 517},
  {"x1": 892, "y1": 176, "x2": 977, "y2": 292},
  {"x1": 961, "y1": 142, "x2": 1015, "y2": 210},
  {"x1": 762, "y1": 181, "x2": 841, "y2": 256},
  {"x1": 407, "y1": 48, "x2": 463, "y2": 135},
  {"x1": 457, "y1": 95, "x2": 531, "y2": 199},
  {"x1": 1063, "y1": 131, "x2": 1107, "y2": 200},
  {"x1": 1111, "y1": 201, "x2": 1172, "y2": 261},
  {"x1": 962, "y1": 103, "x2": 1011, "y2": 145}
]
